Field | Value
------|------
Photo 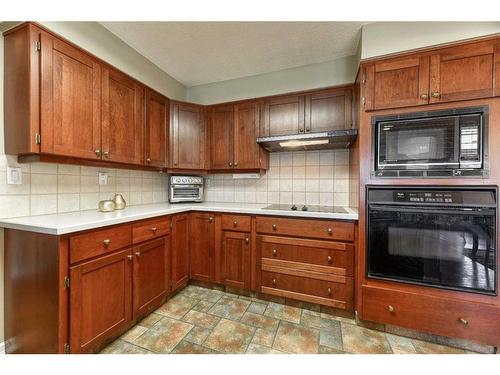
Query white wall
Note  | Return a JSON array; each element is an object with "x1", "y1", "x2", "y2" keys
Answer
[
  {"x1": 186, "y1": 55, "x2": 358, "y2": 105},
  {"x1": 361, "y1": 22, "x2": 500, "y2": 60}
]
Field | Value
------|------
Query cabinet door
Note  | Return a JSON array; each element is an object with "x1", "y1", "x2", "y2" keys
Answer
[
  {"x1": 429, "y1": 41, "x2": 496, "y2": 103},
  {"x1": 234, "y1": 101, "x2": 262, "y2": 169},
  {"x1": 40, "y1": 33, "x2": 101, "y2": 159},
  {"x1": 102, "y1": 68, "x2": 144, "y2": 165},
  {"x1": 133, "y1": 237, "x2": 169, "y2": 319},
  {"x1": 221, "y1": 231, "x2": 250, "y2": 289},
  {"x1": 145, "y1": 89, "x2": 168, "y2": 168},
  {"x1": 210, "y1": 105, "x2": 234, "y2": 169},
  {"x1": 305, "y1": 88, "x2": 352, "y2": 132},
  {"x1": 365, "y1": 56, "x2": 430, "y2": 110},
  {"x1": 69, "y1": 248, "x2": 133, "y2": 353},
  {"x1": 170, "y1": 102, "x2": 206, "y2": 169},
  {"x1": 171, "y1": 214, "x2": 189, "y2": 291},
  {"x1": 189, "y1": 212, "x2": 215, "y2": 282},
  {"x1": 263, "y1": 95, "x2": 305, "y2": 136}
]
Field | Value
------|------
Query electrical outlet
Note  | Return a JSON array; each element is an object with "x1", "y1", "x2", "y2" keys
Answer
[
  {"x1": 7, "y1": 167, "x2": 22, "y2": 185},
  {"x1": 98, "y1": 172, "x2": 108, "y2": 185}
]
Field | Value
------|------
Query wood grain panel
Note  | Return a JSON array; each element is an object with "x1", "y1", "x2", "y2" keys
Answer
[
  {"x1": 189, "y1": 212, "x2": 215, "y2": 282},
  {"x1": 234, "y1": 101, "x2": 261, "y2": 169},
  {"x1": 132, "y1": 217, "x2": 169, "y2": 244},
  {"x1": 145, "y1": 89, "x2": 168, "y2": 167},
  {"x1": 171, "y1": 214, "x2": 190, "y2": 291},
  {"x1": 221, "y1": 230, "x2": 251, "y2": 289},
  {"x1": 210, "y1": 105, "x2": 234, "y2": 169},
  {"x1": 221, "y1": 214, "x2": 252, "y2": 232}
]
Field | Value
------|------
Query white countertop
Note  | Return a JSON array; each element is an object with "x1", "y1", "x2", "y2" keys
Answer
[{"x1": 0, "y1": 202, "x2": 358, "y2": 235}]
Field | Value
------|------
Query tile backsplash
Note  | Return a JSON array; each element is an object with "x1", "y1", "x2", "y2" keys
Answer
[
  {"x1": 0, "y1": 154, "x2": 168, "y2": 219},
  {"x1": 204, "y1": 150, "x2": 353, "y2": 207}
]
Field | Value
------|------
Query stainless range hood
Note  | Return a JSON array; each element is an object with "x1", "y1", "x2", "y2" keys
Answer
[{"x1": 256, "y1": 129, "x2": 358, "y2": 152}]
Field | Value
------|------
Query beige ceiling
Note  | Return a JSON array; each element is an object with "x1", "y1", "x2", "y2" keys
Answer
[{"x1": 100, "y1": 22, "x2": 367, "y2": 87}]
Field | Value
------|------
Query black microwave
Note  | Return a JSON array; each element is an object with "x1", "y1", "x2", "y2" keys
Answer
[{"x1": 372, "y1": 106, "x2": 489, "y2": 178}]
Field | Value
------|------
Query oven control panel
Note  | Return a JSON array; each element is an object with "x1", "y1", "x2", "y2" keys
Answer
[{"x1": 393, "y1": 191, "x2": 462, "y2": 204}]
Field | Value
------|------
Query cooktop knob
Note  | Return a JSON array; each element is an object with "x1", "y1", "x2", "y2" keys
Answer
[
  {"x1": 291, "y1": 205, "x2": 297, "y2": 211},
  {"x1": 301, "y1": 205, "x2": 308, "y2": 211}
]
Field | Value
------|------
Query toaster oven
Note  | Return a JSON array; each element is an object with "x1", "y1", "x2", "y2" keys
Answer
[{"x1": 169, "y1": 175, "x2": 204, "y2": 203}]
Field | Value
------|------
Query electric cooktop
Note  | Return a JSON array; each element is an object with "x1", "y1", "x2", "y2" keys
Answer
[{"x1": 264, "y1": 204, "x2": 349, "y2": 214}]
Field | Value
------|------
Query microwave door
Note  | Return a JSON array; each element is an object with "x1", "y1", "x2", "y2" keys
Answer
[{"x1": 377, "y1": 117, "x2": 460, "y2": 170}]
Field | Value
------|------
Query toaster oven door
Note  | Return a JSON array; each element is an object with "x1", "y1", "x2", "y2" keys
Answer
[{"x1": 169, "y1": 185, "x2": 203, "y2": 202}]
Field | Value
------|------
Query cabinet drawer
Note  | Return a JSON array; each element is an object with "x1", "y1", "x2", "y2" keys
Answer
[
  {"x1": 259, "y1": 235, "x2": 353, "y2": 276},
  {"x1": 133, "y1": 217, "x2": 169, "y2": 244},
  {"x1": 261, "y1": 271, "x2": 353, "y2": 310},
  {"x1": 256, "y1": 216, "x2": 354, "y2": 241},
  {"x1": 221, "y1": 214, "x2": 251, "y2": 232},
  {"x1": 362, "y1": 286, "x2": 500, "y2": 347},
  {"x1": 69, "y1": 225, "x2": 132, "y2": 264}
]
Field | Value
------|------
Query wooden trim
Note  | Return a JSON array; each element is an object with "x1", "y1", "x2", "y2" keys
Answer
[
  {"x1": 261, "y1": 286, "x2": 347, "y2": 309},
  {"x1": 261, "y1": 257, "x2": 347, "y2": 278},
  {"x1": 257, "y1": 234, "x2": 353, "y2": 251}
]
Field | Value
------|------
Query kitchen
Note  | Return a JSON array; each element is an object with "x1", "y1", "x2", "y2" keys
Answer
[{"x1": 0, "y1": 3, "x2": 500, "y2": 371}]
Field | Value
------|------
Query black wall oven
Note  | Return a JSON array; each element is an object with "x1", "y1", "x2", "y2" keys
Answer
[
  {"x1": 367, "y1": 186, "x2": 497, "y2": 295},
  {"x1": 372, "y1": 106, "x2": 488, "y2": 178}
]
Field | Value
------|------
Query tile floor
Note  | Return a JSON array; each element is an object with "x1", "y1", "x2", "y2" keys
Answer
[{"x1": 101, "y1": 285, "x2": 480, "y2": 354}]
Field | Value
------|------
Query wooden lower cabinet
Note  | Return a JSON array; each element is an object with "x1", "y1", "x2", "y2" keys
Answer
[
  {"x1": 171, "y1": 214, "x2": 190, "y2": 291},
  {"x1": 189, "y1": 212, "x2": 215, "y2": 282},
  {"x1": 133, "y1": 237, "x2": 170, "y2": 320},
  {"x1": 220, "y1": 230, "x2": 251, "y2": 289},
  {"x1": 69, "y1": 248, "x2": 133, "y2": 353}
]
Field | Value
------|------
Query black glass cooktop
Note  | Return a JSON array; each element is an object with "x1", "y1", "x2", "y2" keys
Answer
[{"x1": 264, "y1": 204, "x2": 349, "y2": 214}]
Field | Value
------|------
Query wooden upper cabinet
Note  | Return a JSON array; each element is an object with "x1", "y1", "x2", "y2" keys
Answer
[
  {"x1": 102, "y1": 68, "x2": 144, "y2": 165},
  {"x1": 170, "y1": 102, "x2": 206, "y2": 169},
  {"x1": 210, "y1": 105, "x2": 234, "y2": 169},
  {"x1": 305, "y1": 88, "x2": 353, "y2": 132},
  {"x1": 263, "y1": 94, "x2": 305, "y2": 136},
  {"x1": 40, "y1": 33, "x2": 102, "y2": 159},
  {"x1": 234, "y1": 101, "x2": 261, "y2": 169},
  {"x1": 364, "y1": 56, "x2": 430, "y2": 110},
  {"x1": 69, "y1": 248, "x2": 133, "y2": 353},
  {"x1": 145, "y1": 89, "x2": 169, "y2": 168},
  {"x1": 429, "y1": 41, "x2": 497, "y2": 103}
]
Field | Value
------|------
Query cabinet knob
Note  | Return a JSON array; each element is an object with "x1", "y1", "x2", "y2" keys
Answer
[
  {"x1": 135, "y1": 252, "x2": 141, "y2": 258},
  {"x1": 327, "y1": 287, "x2": 332, "y2": 294},
  {"x1": 146, "y1": 158, "x2": 151, "y2": 164},
  {"x1": 127, "y1": 255, "x2": 133, "y2": 260},
  {"x1": 95, "y1": 149, "x2": 102, "y2": 157},
  {"x1": 272, "y1": 224, "x2": 277, "y2": 231},
  {"x1": 272, "y1": 278, "x2": 277, "y2": 286},
  {"x1": 420, "y1": 93, "x2": 429, "y2": 100},
  {"x1": 272, "y1": 248, "x2": 277, "y2": 256},
  {"x1": 458, "y1": 317, "x2": 468, "y2": 326},
  {"x1": 388, "y1": 305, "x2": 395, "y2": 313},
  {"x1": 234, "y1": 162, "x2": 238, "y2": 167},
  {"x1": 174, "y1": 162, "x2": 177, "y2": 166},
  {"x1": 305, "y1": 128, "x2": 310, "y2": 132},
  {"x1": 233, "y1": 220, "x2": 238, "y2": 227},
  {"x1": 327, "y1": 255, "x2": 333, "y2": 263},
  {"x1": 209, "y1": 216, "x2": 214, "y2": 223},
  {"x1": 103, "y1": 151, "x2": 110, "y2": 158},
  {"x1": 327, "y1": 227, "x2": 333, "y2": 235},
  {"x1": 103, "y1": 239, "x2": 111, "y2": 247},
  {"x1": 432, "y1": 92, "x2": 441, "y2": 99},
  {"x1": 299, "y1": 128, "x2": 304, "y2": 133},
  {"x1": 245, "y1": 237, "x2": 249, "y2": 243},
  {"x1": 229, "y1": 162, "x2": 233, "y2": 167},
  {"x1": 151, "y1": 227, "x2": 157, "y2": 234}
]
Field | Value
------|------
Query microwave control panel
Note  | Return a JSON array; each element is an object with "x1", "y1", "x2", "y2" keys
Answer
[{"x1": 393, "y1": 191, "x2": 462, "y2": 204}]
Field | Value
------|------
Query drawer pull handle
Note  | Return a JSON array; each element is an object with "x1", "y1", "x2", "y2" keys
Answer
[
  {"x1": 432, "y1": 92, "x2": 441, "y2": 99},
  {"x1": 388, "y1": 305, "x2": 395, "y2": 313},
  {"x1": 272, "y1": 224, "x2": 277, "y2": 231},
  {"x1": 95, "y1": 149, "x2": 102, "y2": 157},
  {"x1": 103, "y1": 239, "x2": 111, "y2": 247},
  {"x1": 135, "y1": 252, "x2": 141, "y2": 258},
  {"x1": 146, "y1": 157, "x2": 151, "y2": 164},
  {"x1": 458, "y1": 317, "x2": 468, "y2": 326},
  {"x1": 272, "y1": 278, "x2": 276, "y2": 286},
  {"x1": 209, "y1": 217, "x2": 214, "y2": 223},
  {"x1": 272, "y1": 249, "x2": 277, "y2": 256},
  {"x1": 420, "y1": 93, "x2": 429, "y2": 100},
  {"x1": 245, "y1": 237, "x2": 249, "y2": 244},
  {"x1": 327, "y1": 287, "x2": 332, "y2": 294},
  {"x1": 327, "y1": 227, "x2": 333, "y2": 235},
  {"x1": 127, "y1": 255, "x2": 133, "y2": 261},
  {"x1": 233, "y1": 220, "x2": 238, "y2": 227},
  {"x1": 151, "y1": 227, "x2": 157, "y2": 234},
  {"x1": 327, "y1": 255, "x2": 333, "y2": 263},
  {"x1": 229, "y1": 162, "x2": 233, "y2": 167},
  {"x1": 103, "y1": 151, "x2": 110, "y2": 158}
]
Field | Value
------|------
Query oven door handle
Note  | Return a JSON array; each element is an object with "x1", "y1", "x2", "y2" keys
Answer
[{"x1": 369, "y1": 205, "x2": 495, "y2": 216}]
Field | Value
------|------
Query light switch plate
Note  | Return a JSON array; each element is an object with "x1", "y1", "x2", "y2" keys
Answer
[
  {"x1": 7, "y1": 167, "x2": 22, "y2": 185},
  {"x1": 98, "y1": 172, "x2": 108, "y2": 185}
]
